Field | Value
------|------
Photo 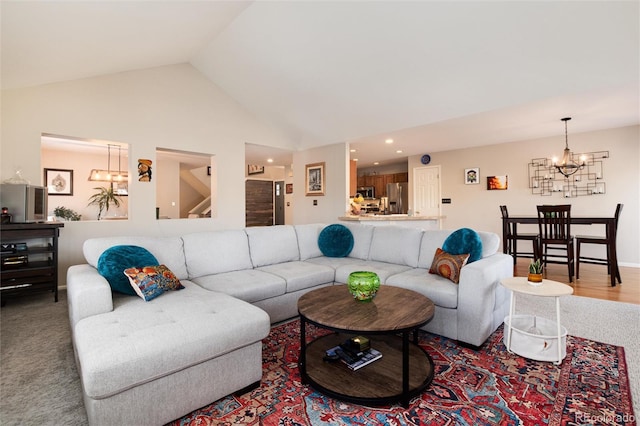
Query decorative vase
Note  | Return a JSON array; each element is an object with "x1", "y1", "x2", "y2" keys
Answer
[
  {"x1": 347, "y1": 271, "x2": 380, "y2": 302},
  {"x1": 527, "y1": 273, "x2": 543, "y2": 286}
]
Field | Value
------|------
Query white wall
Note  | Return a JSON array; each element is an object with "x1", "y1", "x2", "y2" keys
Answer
[
  {"x1": 408, "y1": 125, "x2": 640, "y2": 266},
  {"x1": 292, "y1": 143, "x2": 350, "y2": 224},
  {"x1": 1, "y1": 63, "x2": 293, "y2": 280}
]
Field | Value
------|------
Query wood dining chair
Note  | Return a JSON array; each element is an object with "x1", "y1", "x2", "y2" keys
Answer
[
  {"x1": 576, "y1": 203, "x2": 623, "y2": 286},
  {"x1": 536, "y1": 204, "x2": 574, "y2": 282},
  {"x1": 500, "y1": 205, "x2": 539, "y2": 264}
]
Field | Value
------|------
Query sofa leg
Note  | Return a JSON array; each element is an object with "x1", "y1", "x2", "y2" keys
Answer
[{"x1": 233, "y1": 380, "x2": 261, "y2": 396}]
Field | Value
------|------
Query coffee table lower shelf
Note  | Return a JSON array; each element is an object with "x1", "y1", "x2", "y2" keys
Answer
[{"x1": 302, "y1": 333, "x2": 434, "y2": 407}]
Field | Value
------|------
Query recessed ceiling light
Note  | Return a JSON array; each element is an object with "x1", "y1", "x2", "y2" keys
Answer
[
  {"x1": 374, "y1": 162, "x2": 379, "y2": 165},
  {"x1": 350, "y1": 149, "x2": 356, "y2": 153},
  {"x1": 354, "y1": 158, "x2": 359, "y2": 162},
  {"x1": 267, "y1": 158, "x2": 273, "y2": 163},
  {"x1": 385, "y1": 139, "x2": 394, "y2": 144},
  {"x1": 396, "y1": 150, "x2": 403, "y2": 154}
]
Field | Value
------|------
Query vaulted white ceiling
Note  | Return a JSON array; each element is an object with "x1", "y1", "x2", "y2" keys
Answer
[{"x1": 2, "y1": 1, "x2": 638, "y2": 167}]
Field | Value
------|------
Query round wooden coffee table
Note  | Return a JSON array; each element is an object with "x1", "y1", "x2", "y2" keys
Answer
[{"x1": 297, "y1": 285, "x2": 435, "y2": 407}]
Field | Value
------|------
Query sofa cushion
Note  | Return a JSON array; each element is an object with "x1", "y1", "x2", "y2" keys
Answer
[
  {"x1": 369, "y1": 226, "x2": 423, "y2": 267},
  {"x1": 386, "y1": 269, "x2": 459, "y2": 309},
  {"x1": 334, "y1": 260, "x2": 413, "y2": 284},
  {"x1": 84, "y1": 236, "x2": 188, "y2": 280},
  {"x1": 417, "y1": 230, "x2": 452, "y2": 268},
  {"x1": 97, "y1": 245, "x2": 159, "y2": 295},
  {"x1": 342, "y1": 223, "x2": 374, "y2": 260},
  {"x1": 73, "y1": 282, "x2": 270, "y2": 399},
  {"x1": 295, "y1": 223, "x2": 325, "y2": 260},
  {"x1": 191, "y1": 270, "x2": 286, "y2": 303},
  {"x1": 442, "y1": 228, "x2": 482, "y2": 263},
  {"x1": 318, "y1": 224, "x2": 354, "y2": 258},
  {"x1": 124, "y1": 265, "x2": 184, "y2": 301},
  {"x1": 246, "y1": 225, "x2": 300, "y2": 267},
  {"x1": 257, "y1": 261, "x2": 335, "y2": 293},
  {"x1": 478, "y1": 231, "x2": 500, "y2": 258},
  {"x1": 429, "y1": 248, "x2": 469, "y2": 284},
  {"x1": 183, "y1": 230, "x2": 252, "y2": 278}
]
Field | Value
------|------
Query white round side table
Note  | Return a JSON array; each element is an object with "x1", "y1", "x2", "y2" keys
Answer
[{"x1": 501, "y1": 277, "x2": 574, "y2": 365}]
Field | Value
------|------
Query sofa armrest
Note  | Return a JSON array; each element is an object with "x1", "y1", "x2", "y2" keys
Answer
[
  {"x1": 456, "y1": 253, "x2": 513, "y2": 346},
  {"x1": 67, "y1": 264, "x2": 114, "y2": 332}
]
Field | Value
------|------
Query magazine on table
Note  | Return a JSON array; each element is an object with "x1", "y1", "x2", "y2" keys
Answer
[{"x1": 325, "y1": 345, "x2": 383, "y2": 371}]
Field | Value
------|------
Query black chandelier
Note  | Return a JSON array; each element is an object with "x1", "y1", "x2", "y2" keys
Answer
[{"x1": 553, "y1": 117, "x2": 585, "y2": 177}]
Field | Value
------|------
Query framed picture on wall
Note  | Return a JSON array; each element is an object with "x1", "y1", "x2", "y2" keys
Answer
[
  {"x1": 286, "y1": 183, "x2": 293, "y2": 194},
  {"x1": 487, "y1": 175, "x2": 508, "y2": 190},
  {"x1": 305, "y1": 162, "x2": 325, "y2": 196},
  {"x1": 112, "y1": 181, "x2": 128, "y2": 196},
  {"x1": 248, "y1": 165, "x2": 265, "y2": 175},
  {"x1": 44, "y1": 168, "x2": 73, "y2": 195},
  {"x1": 465, "y1": 168, "x2": 479, "y2": 184}
]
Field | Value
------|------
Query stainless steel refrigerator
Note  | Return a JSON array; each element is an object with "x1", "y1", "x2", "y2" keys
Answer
[{"x1": 386, "y1": 182, "x2": 408, "y2": 214}]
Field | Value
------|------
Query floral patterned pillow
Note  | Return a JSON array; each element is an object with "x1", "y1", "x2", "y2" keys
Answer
[
  {"x1": 123, "y1": 264, "x2": 184, "y2": 301},
  {"x1": 428, "y1": 248, "x2": 470, "y2": 284}
]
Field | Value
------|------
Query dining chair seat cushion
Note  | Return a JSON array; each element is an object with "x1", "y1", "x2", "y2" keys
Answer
[{"x1": 442, "y1": 227, "x2": 483, "y2": 263}]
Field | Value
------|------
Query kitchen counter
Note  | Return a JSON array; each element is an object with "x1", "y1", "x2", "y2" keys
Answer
[{"x1": 339, "y1": 214, "x2": 444, "y2": 230}]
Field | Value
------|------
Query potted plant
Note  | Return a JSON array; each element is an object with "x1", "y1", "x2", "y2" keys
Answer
[
  {"x1": 87, "y1": 186, "x2": 122, "y2": 220},
  {"x1": 528, "y1": 259, "x2": 543, "y2": 285},
  {"x1": 53, "y1": 206, "x2": 81, "y2": 221}
]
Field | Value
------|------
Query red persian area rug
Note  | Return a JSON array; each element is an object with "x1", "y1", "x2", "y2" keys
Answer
[{"x1": 169, "y1": 319, "x2": 635, "y2": 426}]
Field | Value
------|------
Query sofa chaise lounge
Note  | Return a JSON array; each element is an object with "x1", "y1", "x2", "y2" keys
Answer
[{"x1": 67, "y1": 223, "x2": 513, "y2": 425}]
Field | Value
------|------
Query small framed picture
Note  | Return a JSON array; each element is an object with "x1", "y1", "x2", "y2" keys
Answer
[
  {"x1": 286, "y1": 183, "x2": 293, "y2": 194},
  {"x1": 305, "y1": 162, "x2": 325, "y2": 196},
  {"x1": 248, "y1": 165, "x2": 265, "y2": 175},
  {"x1": 465, "y1": 168, "x2": 479, "y2": 185},
  {"x1": 487, "y1": 175, "x2": 508, "y2": 190},
  {"x1": 44, "y1": 168, "x2": 74, "y2": 195},
  {"x1": 112, "y1": 181, "x2": 128, "y2": 196}
]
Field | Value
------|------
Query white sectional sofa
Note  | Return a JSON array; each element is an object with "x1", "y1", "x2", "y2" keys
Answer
[{"x1": 67, "y1": 223, "x2": 513, "y2": 425}]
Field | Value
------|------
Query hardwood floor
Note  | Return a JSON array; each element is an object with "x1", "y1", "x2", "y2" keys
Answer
[{"x1": 513, "y1": 258, "x2": 639, "y2": 305}]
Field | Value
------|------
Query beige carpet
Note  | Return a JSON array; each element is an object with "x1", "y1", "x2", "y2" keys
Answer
[{"x1": 1, "y1": 289, "x2": 637, "y2": 425}]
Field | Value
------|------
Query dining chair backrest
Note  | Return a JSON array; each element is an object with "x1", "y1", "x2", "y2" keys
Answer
[
  {"x1": 499, "y1": 205, "x2": 508, "y2": 219},
  {"x1": 537, "y1": 204, "x2": 572, "y2": 242},
  {"x1": 613, "y1": 203, "x2": 624, "y2": 232}
]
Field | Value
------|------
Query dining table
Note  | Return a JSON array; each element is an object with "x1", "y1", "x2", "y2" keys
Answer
[{"x1": 501, "y1": 213, "x2": 620, "y2": 287}]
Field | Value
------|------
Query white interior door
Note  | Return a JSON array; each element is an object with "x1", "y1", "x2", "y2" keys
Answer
[{"x1": 413, "y1": 166, "x2": 441, "y2": 219}]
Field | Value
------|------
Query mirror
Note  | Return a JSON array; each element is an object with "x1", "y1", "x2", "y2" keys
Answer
[
  {"x1": 40, "y1": 134, "x2": 129, "y2": 221},
  {"x1": 155, "y1": 148, "x2": 214, "y2": 219}
]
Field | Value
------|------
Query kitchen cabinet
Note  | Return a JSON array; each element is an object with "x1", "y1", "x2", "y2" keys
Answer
[{"x1": 356, "y1": 172, "x2": 409, "y2": 198}]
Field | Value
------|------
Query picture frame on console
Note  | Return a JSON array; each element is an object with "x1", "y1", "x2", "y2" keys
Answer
[{"x1": 305, "y1": 162, "x2": 325, "y2": 196}]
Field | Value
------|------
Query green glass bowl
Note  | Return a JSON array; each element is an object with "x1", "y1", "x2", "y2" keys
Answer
[{"x1": 347, "y1": 271, "x2": 381, "y2": 302}]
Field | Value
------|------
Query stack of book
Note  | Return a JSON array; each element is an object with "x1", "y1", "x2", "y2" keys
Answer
[{"x1": 325, "y1": 341, "x2": 382, "y2": 371}]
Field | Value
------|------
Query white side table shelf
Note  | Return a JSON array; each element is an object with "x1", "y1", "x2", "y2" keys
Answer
[{"x1": 501, "y1": 277, "x2": 573, "y2": 365}]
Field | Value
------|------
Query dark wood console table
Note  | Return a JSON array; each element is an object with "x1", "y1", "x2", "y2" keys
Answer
[
  {"x1": 501, "y1": 215, "x2": 619, "y2": 286},
  {"x1": 1, "y1": 222, "x2": 64, "y2": 303}
]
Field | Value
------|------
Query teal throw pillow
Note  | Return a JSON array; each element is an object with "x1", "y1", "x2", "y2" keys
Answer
[
  {"x1": 318, "y1": 224, "x2": 354, "y2": 258},
  {"x1": 442, "y1": 228, "x2": 483, "y2": 263},
  {"x1": 97, "y1": 245, "x2": 159, "y2": 295}
]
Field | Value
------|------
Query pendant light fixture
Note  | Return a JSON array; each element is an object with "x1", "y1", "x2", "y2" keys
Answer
[
  {"x1": 89, "y1": 144, "x2": 129, "y2": 182},
  {"x1": 553, "y1": 117, "x2": 585, "y2": 177}
]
